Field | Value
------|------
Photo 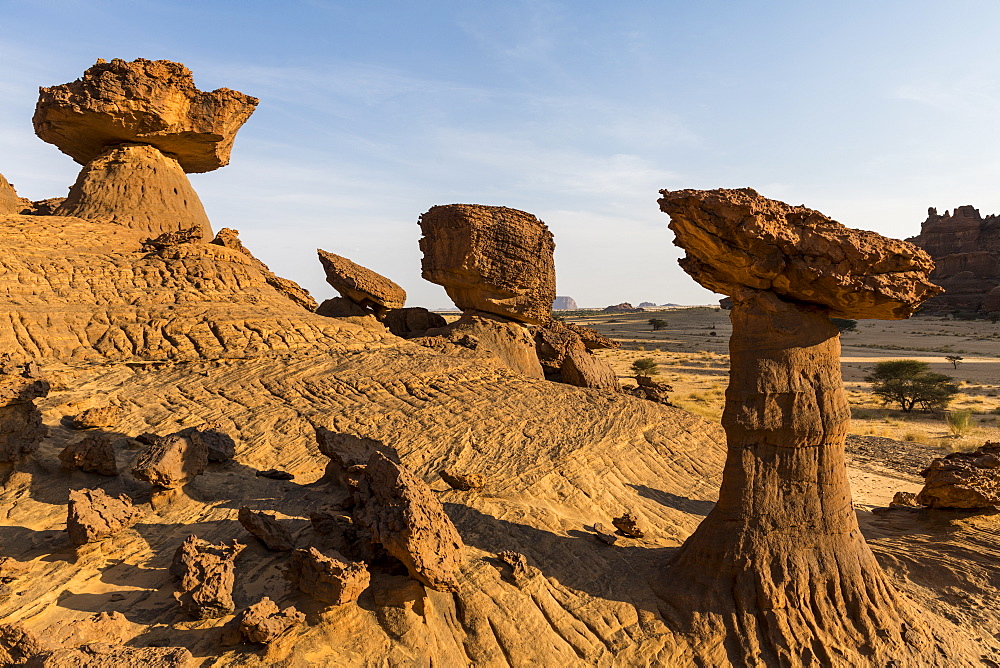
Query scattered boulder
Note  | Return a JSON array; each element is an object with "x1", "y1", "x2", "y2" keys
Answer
[
  {"x1": 419, "y1": 204, "x2": 555, "y2": 325},
  {"x1": 316, "y1": 297, "x2": 371, "y2": 318},
  {"x1": 593, "y1": 523, "x2": 619, "y2": 546},
  {"x1": 916, "y1": 442, "x2": 1000, "y2": 509},
  {"x1": 314, "y1": 426, "x2": 399, "y2": 486},
  {"x1": 238, "y1": 507, "x2": 294, "y2": 551},
  {"x1": 612, "y1": 512, "x2": 645, "y2": 538},
  {"x1": 237, "y1": 597, "x2": 305, "y2": 644},
  {"x1": 67, "y1": 488, "x2": 143, "y2": 546},
  {"x1": 440, "y1": 469, "x2": 484, "y2": 491},
  {"x1": 170, "y1": 535, "x2": 245, "y2": 619},
  {"x1": 24, "y1": 643, "x2": 194, "y2": 667},
  {"x1": 69, "y1": 405, "x2": 121, "y2": 430},
  {"x1": 353, "y1": 452, "x2": 465, "y2": 592},
  {"x1": 423, "y1": 311, "x2": 544, "y2": 379},
  {"x1": 625, "y1": 375, "x2": 673, "y2": 405},
  {"x1": 562, "y1": 322, "x2": 617, "y2": 350},
  {"x1": 496, "y1": 550, "x2": 530, "y2": 586},
  {"x1": 0, "y1": 173, "x2": 21, "y2": 215},
  {"x1": 142, "y1": 227, "x2": 203, "y2": 251},
  {"x1": 58, "y1": 433, "x2": 118, "y2": 476},
  {"x1": 383, "y1": 307, "x2": 447, "y2": 338},
  {"x1": 0, "y1": 557, "x2": 29, "y2": 583},
  {"x1": 34, "y1": 57, "x2": 257, "y2": 173},
  {"x1": 0, "y1": 372, "x2": 49, "y2": 463},
  {"x1": 317, "y1": 250, "x2": 406, "y2": 313},
  {"x1": 212, "y1": 228, "x2": 316, "y2": 311},
  {"x1": 287, "y1": 547, "x2": 370, "y2": 605},
  {"x1": 132, "y1": 433, "x2": 208, "y2": 488},
  {"x1": 534, "y1": 320, "x2": 620, "y2": 390},
  {"x1": 256, "y1": 469, "x2": 294, "y2": 480},
  {"x1": 890, "y1": 491, "x2": 922, "y2": 509}
]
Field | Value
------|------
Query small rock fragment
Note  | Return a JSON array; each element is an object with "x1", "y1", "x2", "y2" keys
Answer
[
  {"x1": 170, "y1": 535, "x2": 245, "y2": 619},
  {"x1": 132, "y1": 434, "x2": 208, "y2": 488},
  {"x1": 255, "y1": 469, "x2": 294, "y2": 480},
  {"x1": 440, "y1": 469, "x2": 484, "y2": 491},
  {"x1": 237, "y1": 597, "x2": 305, "y2": 644},
  {"x1": 24, "y1": 643, "x2": 194, "y2": 667},
  {"x1": 353, "y1": 453, "x2": 464, "y2": 592},
  {"x1": 593, "y1": 523, "x2": 619, "y2": 545},
  {"x1": 69, "y1": 405, "x2": 121, "y2": 430},
  {"x1": 67, "y1": 488, "x2": 143, "y2": 546},
  {"x1": 889, "y1": 491, "x2": 922, "y2": 509},
  {"x1": 287, "y1": 547, "x2": 370, "y2": 605},
  {"x1": 238, "y1": 507, "x2": 294, "y2": 551},
  {"x1": 58, "y1": 433, "x2": 118, "y2": 476},
  {"x1": 612, "y1": 512, "x2": 645, "y2": 538},
  {"x1": 496, "y1": 550, "x2": 530, "y2": 585}
]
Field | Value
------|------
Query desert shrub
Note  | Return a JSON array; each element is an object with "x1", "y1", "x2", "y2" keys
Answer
[
  {"x1": 831, "y1": 318, "x2": 857, "y2": 333},
  {"x1": 631, "y1": 358, "x2": 658, "y2": 376},
  {"x1": 864, "y1": 360, "x2": 958, "y2": 412},
  {"x1": 945, "y1": 410, "x2": 974, "y2": 437}
]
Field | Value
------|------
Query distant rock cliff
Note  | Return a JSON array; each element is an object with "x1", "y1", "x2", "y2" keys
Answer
[
  {"x1": 552, "y1": 295, "x2": 577, "y2": 310},
  {"x1": 907, "y1": 206, "x2": 1000, "y2": 313}
]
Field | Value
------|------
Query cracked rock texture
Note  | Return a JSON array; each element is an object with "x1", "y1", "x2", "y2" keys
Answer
[
  {"x1": 170, "y1": 536, "x2": 245, "y2": 619},
  {"x1": 132, "y1": 433, "x2": 208, "y2": 488},
  {"x1": 287, "y1": 547, "x2": 371, "y2": 605},
  {"x1": 66, "y1": 488, "x2": 142, "y2": 545},
  {"x1": 917, "y1": 442, "x2": 1000, "y2": 508},
  {"x1": 58, "y1": 433, "x2": 118, "y2": 475},
  {"x1": 237, "y1": 597, "x2": 305, "y2": 644}
]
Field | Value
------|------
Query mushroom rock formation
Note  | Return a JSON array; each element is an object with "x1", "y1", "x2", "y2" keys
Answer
[
  {"x1": 0, "y1": 371, "x2": 50, "y2": 463},
  {"x1": 916, "y1": 442, "x2": 1000, "y2": 509},
  {"x1": 353, "y1": 452, "x2": 464, "y2": 593},
  {"x1": 418, "y1": 204, "x2": 556, "y2": 325},
  {"x1": 67, "y1": 488, "x2": 143, "y2": 546},
  {"x1": 170, "y1": 535, "x2": 245, "y2": 619},
  {"x1": 317, "y1": 250, "x2": 406, "y2": 315},
  {"x1": 212, "y1": 229, "x2": 317, "y2": 311},
  {"x1": 423, "y1": 311, "x2": 544, "y2": 379},
  {"x1": 54, "y1": 144, "x2": 212, "y2": 238},
  {"x1": 657, "y1": 187, "x2": 956, "y2": 665},
  {"x1": 132, "y1": 433, "x2": 208, "y2": 488},
  {"x1": 0, "y1": 173, "x2": 21, "y2": 215},
  {"x1": 35, "y1": 58, "x2": 258, "y2": 239}
]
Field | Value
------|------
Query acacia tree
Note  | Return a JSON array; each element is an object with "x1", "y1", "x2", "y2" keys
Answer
[
  {"x1": 648, "y1": 318, "x2": 668, "y2": 331},
  {"x1": 865, "y1": 359, "x2": 958, "y2": 412}
]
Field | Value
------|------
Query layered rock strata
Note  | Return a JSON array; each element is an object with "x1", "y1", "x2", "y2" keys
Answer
[{"x1": 657, "y1": 187, "x2": 949, "y2": 665}]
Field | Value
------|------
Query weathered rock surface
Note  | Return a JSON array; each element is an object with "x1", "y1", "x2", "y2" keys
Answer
[
  {"x1": 237, "y1": 597, "x2": 305, "y2": 644},
  {"x1": 34, "y1": 58, "x2": 257, "y2": 173},
  {"x1": 317, "y1": 250, "x2": 406, "y2": 312},
  {"x1": 0, "y1": 622, "x2": 49, "y2": 665},
  {"x1": 624, "y1": 375, "x2": 673, "y2": 405},
  {"x1": 24, "y1": 643, "x2": 194, "y2": 667},
  {"x1": 67, "y1": 488, "x2": 142, "y2": 546},
  {"x1": 563, "y1": 322, "x2": 618, "y2": 350},
  {"x1": 551, "y1": 295, "x2": 578, "y2": 310},
  {"x1": 419, "y1": 204, "x2": 555, "y2": 325},
  {"x1": 19, "y1": 197, "x2": 64, "y2": 216},
  {"x1": 659, "y1": 188, "x2": 943, "y2": 318},
  {"x1": 44, "y1": 611, "x2": 130, "y2": 648},
  {"x1": 176, "y1": 425, "x2": 236, "y2": 462},
  {"x1": 440, "y1": 469, "x2": 484, "y2": 491},
  {"x1": 131, "y1": 433, "x2": 208, "y2": 488},
  {"x1": 354, "y1": 452, "x2": 464, "y2": 592},
  {"x1": 315, "y1": 296, "x2": 371, "y2": 318},
  {"x1": 560, "y1": 347, "x2": 619, "y2": 390},
  {"x1": 0, "y1": 174, "x2": 21, "y2": 215},
  {"x1": 612, "y1": 511, "x2": 645, "y2": 538},
  {"x1": 58, "y1": 433, "x2": 118, "y2": 475},
  {"x1": 212, "y1": 228, "x2": 316, "y2": 311},
  {"x1": 383, "y1": 307, "x2": 447, "y2": 338},
  {"x1": 0, "y1": 372, "x2": 49, "y2": 462},
  {"x1": 238, "y1": 507, "x2": 294, "y2": 551},
  {"x1": 55, "y1": 144, "x2": 212, "y2": 240},
  {"x1": 314, "y1": 426, "x2": 399, "y2": 486},
  {"x1": 603, "y1": 303, "x2": 644, "y2": 313},
  {"x1": 287, "y1": 547, "x2": 370, "y2": 605},
  {"x1": 170, "y1": 535, "x2": 245, "y2": 619},
  {"x1": 916, "y1": 442, "x2": 1000, "y2": 508},
  {"x1": 69, "y1": 405, "x2": 120, "y2": 429},
  {"x1": 906, "y1": 205, "x2": 1000, "y2": 312},
  {"x1": 424, "y1": 311, "x2": 544, "y2": 379},
  {"x1": 535, "y1": 320, "x2": 619, "y2": 388}
]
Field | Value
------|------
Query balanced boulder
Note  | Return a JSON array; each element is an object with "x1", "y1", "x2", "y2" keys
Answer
[
  {"x1": 418, "y1": 204, "x2": 555, "y2": 325},
  {"x1": 317, "y1": 250, "x2": 406, "y2": 313}
]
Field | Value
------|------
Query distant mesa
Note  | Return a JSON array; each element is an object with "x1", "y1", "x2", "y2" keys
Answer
[
  {"x1": 907, "y1": 205, "x2": 1000, "y2": 313},
  {"x1": 603, "y1": 303, "x2": 645, "y2": 313},
  {"x1": 660, "y1": 302, "x2": 680, "y2": 307},
  {"x1": 552, "y1": 296, "x2": 577, "y2": 310},
  {"x1": 638, "y1": 301, "x2": 657, "y2": 308}
]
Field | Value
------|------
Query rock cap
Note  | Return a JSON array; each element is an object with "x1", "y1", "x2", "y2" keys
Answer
[{"x1": 317, "y1": 250, "x2": 406, "y2": 311}]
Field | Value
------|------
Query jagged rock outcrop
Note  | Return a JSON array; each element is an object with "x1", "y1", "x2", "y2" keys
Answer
[
  {"x1": 0, "y1": 622, "x2": 49, "y2": 665},
  {"x1": 419, "y1": 204, "x2": 555, "y2": 325},
  {"x1": 424, "y1": 311, "x2": 544, "y2": 379},
  {"x1": 314, "y1": 426, "x2": 399, "y2": 486},
  {"x1": 19, "y1": 197, "x2": 64, "y2": 216},
  {"x1": 175, "y1": 425, "x2": 236, "y2": 463},
  {"x1": 534, "y1": 320, "x2": 619, "y2": 389},
  {"x1": 552, "y1": 295, "x2": 578, "y2": 310},
  {"x1": 440, "y1": 469, "x2": 484, "y2": 491},
  {"x1": 238, "y1": 507, "x2": 294, "y2": 551},
  {"x1": 916, "y1": 442, "x2": 1000, "y2": 508},
  {"x1": 132, "y1": 433, "x2": 208, "y2": 488},
  {"x1": 25, "y1": 643, "x2": 194, "y2": 667},
  {"x1": 287, "y1": 547, "x2": 370, "y2": 605},
  {"x1": 58, "y1": 433, "x2": 118, "y2": 475},
  {"x1": 906, "y1": 205, "x2": 1000, "y2": 312},
  {"x1": 657, "y1": 187, "x2": 951, "y2": 665},
  {"x1": 317, "y1": 250, "x2": 406, "y2": 314},
  {"x1": 211, "y1": 228, "x2": 316, "y2": 311},
  {"x1": 354, "y1": 452, "x2": 464, "y2": 592},
  {"x1": 34, "y1": 58, "x2": 257, "y2": 173},
  {"x1": 0, "y1": 371, "x2": 49, "y2": 463},
  {"x1": 170, "y1": 535, "x2": 245, "y2": 619},
  {"x1": 0, "y1": 174, "x2": 21, "y2": 215},
  {"x1": 237, "y1": 597, "x2": 305, "y2": 644},
  {"x1": 66, "y1": 488, "x2": 142, "y2": 546},
  {"x1": 54, "y1": 144, "x2": 212, "y2": 238},
  {"x1": 612, "y1": 512, "x2": 645, "y2": 538}
]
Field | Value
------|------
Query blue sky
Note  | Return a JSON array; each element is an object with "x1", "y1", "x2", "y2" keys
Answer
[{"x1": 3, "y1": 1, "x2": 1000, "y2": 308}]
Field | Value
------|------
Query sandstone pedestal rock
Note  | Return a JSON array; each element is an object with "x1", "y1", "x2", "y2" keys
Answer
[
  {"x1": 67, "y1": 488, "x2": 142, "y2": 546},
  {"x1": 170, "y1": 535, "x2": 245, "y2": 619},
  {"x1": 657, "y1": 187, "x2": 951, "y2": 665},
  {"x1": 418, "y1": 204, "x2": 555, "y2": 325},
  {"x1": 354, "y1": 452, "x2": 464, "y2": 592},
  {"x1": 132, "y1": 433, "x2": 208, "y2": 488},
  {"x1": 317, "y1": 250, "x2": 406, "y2": 313}
]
